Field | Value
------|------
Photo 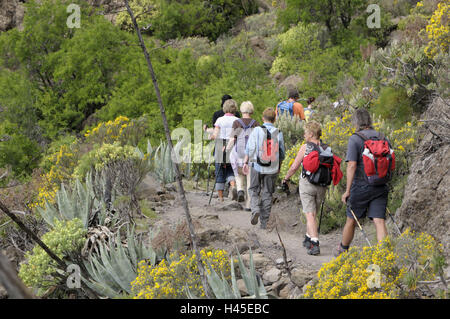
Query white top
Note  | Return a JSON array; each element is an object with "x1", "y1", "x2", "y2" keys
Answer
[{"x1": 215, "y1": 114, "x2": 239, "y2": 140}]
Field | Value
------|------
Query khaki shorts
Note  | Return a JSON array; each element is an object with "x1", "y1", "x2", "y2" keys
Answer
[{"x1": 299, "y1": 177, "x2": 327, "y2": 214}]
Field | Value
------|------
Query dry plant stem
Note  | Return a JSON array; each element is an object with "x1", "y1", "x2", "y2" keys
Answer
[
  {"x1": 0, "y1": 251, "x2": 35, "y2": 299},
  {"x1": 0, "y1": 199, "x2": 98, "y2": 299},
  {"x1": 124, "y1": 0, "x2": 211, "y2": 299}
]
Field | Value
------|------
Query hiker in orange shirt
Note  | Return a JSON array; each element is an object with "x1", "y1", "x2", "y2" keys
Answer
[{"x1": 275, "y1": 89, "x2": 306, "y2": 121}]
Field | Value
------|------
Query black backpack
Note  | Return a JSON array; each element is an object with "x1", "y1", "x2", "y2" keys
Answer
[{"x1": 301, "y1": 142, "x2": 334, "y2": 187}]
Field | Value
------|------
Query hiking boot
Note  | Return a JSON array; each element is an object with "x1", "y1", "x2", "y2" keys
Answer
[
  {"x1": 244, "y1": 208, "x2": 251, "y2": 212},
  {"x1": 250, "y1": 212, "x2": 260, "y2": 225},
  {"x1": 333, "y1": 244, "x2": 348, "y2": 257},
  {"x1": 231, "y1": 187, "x2": 238, "y2": 201},
  {"x1": 237, "y1": 190, "x2": 245, "y2": 202},
  {"x1": 303, "y1": 235, "x2": 311, "y2": 248},
  {"x1": 307, "y1": 240, "x2": 320, "y2": 256}
]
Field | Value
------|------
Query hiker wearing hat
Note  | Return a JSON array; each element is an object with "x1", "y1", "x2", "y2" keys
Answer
[
  {"x1": 282, "y1": 121, "x2": 343, "y2": 255},
  {"x1": 334, "y1": 108, "x2": 395, "y2": 257},
  {"x1": 210, "y1": 99, "x2": 240, "y2": 202},
  {"x1": 226, "y1": 101, "x2": 260, "y2": 211},
  {"x1": 212, "y1": 94, "x2": 241, "y2": 126},
  {"x1": 275, "y1": 89, "x2": 306, "y2": 121},
  {"x1": 243, "y1": 108, "x2": 285, "y2": 229}
]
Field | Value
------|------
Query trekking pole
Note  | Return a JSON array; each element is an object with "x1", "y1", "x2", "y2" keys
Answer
[
  {"x1": 348, "y1": 206, "x2": 372, "y2": 247},
  {"x1": 317, "y1": 200, "x2": 325, "y2": 234},
  {"x1": 206, "y1": 162, "x2": 211, "y2": 195},
  {"x1": 208, "y1": 167, "x2": 218, "y2": 206},
  {"x1": 386, "y1": 207, "x2": 402, "y2": 236}
]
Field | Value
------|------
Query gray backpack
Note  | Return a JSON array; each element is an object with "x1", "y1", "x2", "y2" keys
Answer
[{"x1": 234, "y1": 119, "x2": 255, "y2": 158}]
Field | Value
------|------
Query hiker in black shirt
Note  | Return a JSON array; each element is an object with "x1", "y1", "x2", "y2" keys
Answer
[{"x1": 212, "y1": 95, "x2": 241, "y2": 126}]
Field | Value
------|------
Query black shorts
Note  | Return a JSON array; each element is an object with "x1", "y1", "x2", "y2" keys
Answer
[{"x1": 346, "y1": 182, "x2": 388, "y2": 220}]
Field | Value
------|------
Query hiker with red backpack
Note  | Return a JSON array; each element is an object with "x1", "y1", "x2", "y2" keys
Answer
[
  {"x1": 242, "y1": 108, "x2": 286, "y2": 229},
  {"x1": 334, "y1": 108, "x2": 395, "y2": 257},
  {"x1": 227, "y1": 101, "x2": 260, "y2": 211},
  {"x1": 275, "y1": 89, "x2": 306, "y2": 121},
  {"x1": 282, "y1": 121, "x2": 343, "y2": 255}
]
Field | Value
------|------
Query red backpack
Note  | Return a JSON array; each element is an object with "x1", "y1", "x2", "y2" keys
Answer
[
  {"x1": 257, "y1": 125, "x2": 279, "y2": 167},
  {"x1": 354, "y1": 132, "x2": 396, "y2": 185}
]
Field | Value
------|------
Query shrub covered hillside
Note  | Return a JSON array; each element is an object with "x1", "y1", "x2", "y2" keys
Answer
[{"x1": 0, "y1": 0, "x2": 448, "y2": 300}]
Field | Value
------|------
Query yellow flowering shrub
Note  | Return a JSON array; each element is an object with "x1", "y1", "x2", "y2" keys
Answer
[
  {"x1": 387, "y1": 121, "x2": 422, "y2": 175},
  {"x1": 304, "y1": 229, "x2": 444, "y2": 299},
  {"x1": 424, "y1": 1, "x2": 450, "y2": 58},
  {"x1": 394, "y1": 228, "x2": 445, "y2": 291},
  {"x1": 31, "y1": 143, "x2": 81, "y2": 209},
  {"x1": 131, "y1": 249, "x2": 231, "y2": 299},
  {"x1": 279, "y1": 141, "x2": 303, "y2": 184},
  {"x1": 84, "y1": 115, "x2": 148, "y2": 147}
]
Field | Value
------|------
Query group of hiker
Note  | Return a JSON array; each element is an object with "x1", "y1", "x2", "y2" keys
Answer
[{"x1": 205, "y1": 90, "x2": 395, "y2": 257}]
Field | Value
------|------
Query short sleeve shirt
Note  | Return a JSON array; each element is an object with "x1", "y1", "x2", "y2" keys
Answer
[
  {"x1": 346, "y1": 129, "x2": 392, "y2": 184},
  {"x1": 215, "y1": 114, "x2": 239, "y2": 140}
]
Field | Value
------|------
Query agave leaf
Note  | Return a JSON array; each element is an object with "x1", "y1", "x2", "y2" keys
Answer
[
  {"x1": 81, "y1": 276, "x2": 118, "y2": 299},
  {"x1": 37, "y1": 201, "x2": 55, "y2": 227},
  {"x1": 230, "y1": 256, "x2": 241, "y2": 298},
  {"x1": 127, "y1": 228, "x2": 138, "y2": 269},
  {"x1": 206, "y1": 262, "x2": 234, "y2": 299},
  {"x1": 236, "y1": 249, "x2": 253, "y2": 296},
  {"x1": 98, "y1": 243, "x2": 130, "y2": 292},
  {"x1": 114, "y1": 235, "x2": 136, "y2": 285}
]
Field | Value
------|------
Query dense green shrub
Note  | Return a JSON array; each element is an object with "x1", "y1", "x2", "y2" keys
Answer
[
  {"x1": 73, "y1": 142, "x2": 141, "y2": 180},
  {"x1": 18, "y1": 218, "x2": 86, "y2": 294},
  {"x1": 117, "y1": 0, "x2": 258, "y2": 41},
  {"x1": 372, "y1": 87, "x2": 413, "y2": 128}
]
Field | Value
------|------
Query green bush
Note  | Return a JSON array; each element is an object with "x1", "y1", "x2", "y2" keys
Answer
[
  {"x1": 372, "y1": 87, "x2": 413, "y2": 128},
  {"x1": 117, "y1": 0, "x2": 259, "y2": 41},
  {"x1": 73, "y1": 142, "x2": 141, "y2": 180},
  {"x1": 18, "y1": 218, "x2": 86, "y2": 294}
]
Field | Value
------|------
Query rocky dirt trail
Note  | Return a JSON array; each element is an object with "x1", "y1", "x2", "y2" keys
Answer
[{"x1": 147, "y1": 185, "x2": 373, "y2": 297}]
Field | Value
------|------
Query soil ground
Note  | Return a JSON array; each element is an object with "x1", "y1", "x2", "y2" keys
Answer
[{"x1": 148, "y1": 184, "x2": 379, "y2": 274}]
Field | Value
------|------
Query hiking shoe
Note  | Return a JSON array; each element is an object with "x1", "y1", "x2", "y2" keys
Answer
[
  {"x1": 250, "y1": 212, "x2": 260, "y2": 225},
  {"x1": 307, "y1": 241, "x2": 320, "y2": 256},
  {"x1": 333, "y1": 244, "x2": 348, "y2": 257},
  {"x1": 231, "y1": 187, "x2": 238, "y2": 201},
  {"x1": 303, "y1": 235, "x2": 311, "y2": 248},
  {"x1": 244, "y1": 208, "x2": 251, "y2": 212},
  {"x1": 237, "y1": 190, "x2": 245, "y2": 202}
]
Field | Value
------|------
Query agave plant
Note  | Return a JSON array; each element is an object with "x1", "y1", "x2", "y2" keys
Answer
[
  {"x1": 82, "y1": 228, "x2": 162, "y2": 298},
  {"x1": 188, "y1": 249, "x2": 268, "y2": 299},
  {"x1": 36, "y1": 173, "x2": 119, "y2": 230}
]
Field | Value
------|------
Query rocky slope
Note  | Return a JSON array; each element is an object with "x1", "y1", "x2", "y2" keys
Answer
[
  {"x1": 397, "y1": 97, "x2": 450, "y2": 254},
  {"x1": 0, "y1": 0, "x2": 125, "y2": 32}
]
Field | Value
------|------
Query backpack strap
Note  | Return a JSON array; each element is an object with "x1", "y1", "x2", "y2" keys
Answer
[
  {"x1": 354, "y1": 131, "x2": 369, "y2": 142},
  {"x1": 260, "y1": 125, "x2": 271, "y2": 139}
]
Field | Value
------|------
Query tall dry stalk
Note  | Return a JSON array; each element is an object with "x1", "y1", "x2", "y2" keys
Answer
[{"x1": 123, "y1": 0, "x2": 211, "y2": 298}]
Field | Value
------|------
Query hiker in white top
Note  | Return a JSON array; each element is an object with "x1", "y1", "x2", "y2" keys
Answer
[
  {"x1": 226, "y1": 101, "x2": 259, "y2": 211},
  {"x1": 210, "y1": 99, "x2": 239, "y2": 202}
]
